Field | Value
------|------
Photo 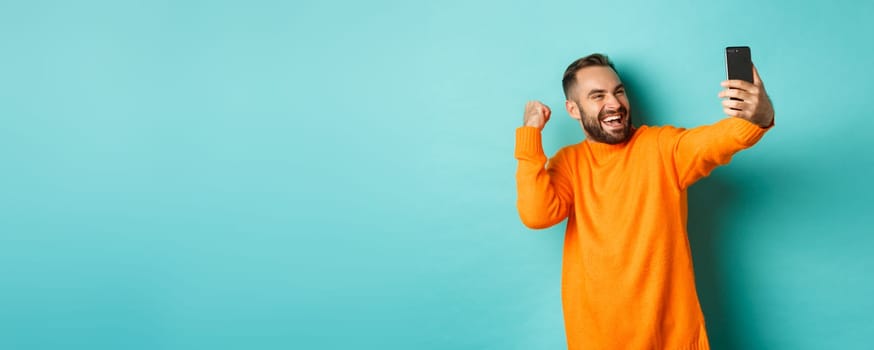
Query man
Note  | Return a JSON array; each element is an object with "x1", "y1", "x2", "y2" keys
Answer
[{"x1": 515, "y1": 53, "x2": 774, "y2": 349}]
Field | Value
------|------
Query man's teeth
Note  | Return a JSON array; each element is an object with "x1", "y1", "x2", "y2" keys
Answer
[{"x1": 604, "y1": 116, "x2": 621, "y2": 122}]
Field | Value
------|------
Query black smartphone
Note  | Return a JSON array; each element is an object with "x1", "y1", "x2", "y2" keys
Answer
[
  {"x1": 725, "y1": 46, "x2": 752, "y2": 102},
  {"x1": 725, "y1": 46, "x2": 753, "y2": 83}
]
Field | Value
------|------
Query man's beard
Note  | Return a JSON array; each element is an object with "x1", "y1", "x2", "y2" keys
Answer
[{"x1": 579, "y1": 104, "x2": 634, "y2": 145}]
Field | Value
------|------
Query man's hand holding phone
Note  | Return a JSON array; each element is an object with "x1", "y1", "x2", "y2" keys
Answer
[{"x1": 719, "y1": 65, "x2": 774, "y2": 128}]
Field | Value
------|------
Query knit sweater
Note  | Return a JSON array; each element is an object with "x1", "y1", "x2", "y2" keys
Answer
[{"x1": 515, "y1": 117, "x2": 770, "y2": 350}]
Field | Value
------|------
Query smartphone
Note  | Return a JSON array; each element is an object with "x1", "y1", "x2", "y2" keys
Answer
[
  {"x1": 725, "y1": 46, "x2": 753, "y2": 83},
  {"x1": 725, "y1": 46, "x2": 752, "y2": 101}
]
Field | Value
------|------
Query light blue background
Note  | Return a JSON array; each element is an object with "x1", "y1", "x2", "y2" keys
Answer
[{"x1": 2, "y1": 0, "x2": 873, "y2": 349}]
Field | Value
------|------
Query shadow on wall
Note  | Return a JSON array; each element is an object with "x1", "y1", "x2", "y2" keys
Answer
[
  {"x1": 619, "y1": 63, "x2": 659, "y2": 128},
  {"x1": 688, "y1": 172, "x2": 744, "y2": 350}
]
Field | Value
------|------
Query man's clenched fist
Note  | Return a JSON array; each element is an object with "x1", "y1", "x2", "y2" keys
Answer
[{"x1": 523, "y1": 101, "x2": 551, "y2": 130}]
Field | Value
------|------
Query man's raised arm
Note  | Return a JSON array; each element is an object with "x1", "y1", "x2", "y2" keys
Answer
[{"x1": 515, "y1": 101, "x2": 574, "y2": 229}]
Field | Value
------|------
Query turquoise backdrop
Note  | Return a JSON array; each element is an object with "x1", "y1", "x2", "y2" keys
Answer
[{"x1": 2, "y1": 0, "x2": 873, "y2": 349}]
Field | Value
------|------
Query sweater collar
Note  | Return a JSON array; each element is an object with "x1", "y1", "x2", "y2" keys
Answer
[{"x1": 583, "y1": 127, "x2": 640, "y2": 157}]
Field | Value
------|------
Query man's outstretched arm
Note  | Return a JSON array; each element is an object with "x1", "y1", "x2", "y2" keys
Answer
[
  {"x1": 667, "y1": 64, "x2": 775, "y2": 189},
  {"x1": 515, "y1": 101, "x2": 573, "y2": 229}
]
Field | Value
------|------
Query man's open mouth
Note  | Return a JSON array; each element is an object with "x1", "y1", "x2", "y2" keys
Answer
[{"x1": 601, "y1": 114, "x2": 624, "y2": 130}]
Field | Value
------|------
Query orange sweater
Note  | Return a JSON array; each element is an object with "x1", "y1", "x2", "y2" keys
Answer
[{"x1": 515, "y1": 117, "x2": 770, "y2": 350}]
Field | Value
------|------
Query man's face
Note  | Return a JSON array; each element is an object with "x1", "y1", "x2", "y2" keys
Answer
[{"x1": 565, "y1": 66, "x2": 633, "y2": 144}]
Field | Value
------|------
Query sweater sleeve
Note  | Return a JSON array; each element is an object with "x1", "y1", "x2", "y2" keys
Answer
[
  {"x1": 664, "y1": 117, "x2": 772, "y2": 190},
  {"x1": 514, "y1": 127, "x2": 574, "y2": 229}
]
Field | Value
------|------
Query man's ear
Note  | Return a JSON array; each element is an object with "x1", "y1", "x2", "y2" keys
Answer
[{"x1": 566, "y1": 100, "x2": 581, "y2": 121}]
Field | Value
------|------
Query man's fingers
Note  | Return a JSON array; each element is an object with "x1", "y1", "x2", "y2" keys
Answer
[
  {"x1": 719, "y1": 89, "x2": 761, "y2": 109},
  {"x1": 720, "y1": 79, "x2": 757, "y2": 92},
  {"x1": 523, "y1": 100, "x2": 551, "y2": 129},
  {"x1": 526, "y1": 101, "x2": 542, "y2": 115},
  {"x1": 723, "y1": 107, "x2": 751, "y2": 119},
  {"x1": 720, "y1": 66, "x2": 771, "y2": 126},
  {"x1": 721, "y1": 79, "x2": 756, "y2": 90},
  {"x1": 718, "y1": 89, "x2": 752, "y2": 100},
  {"x1": 721, "y1": 99, "x2": 744, "y2": 110},
  {"x1": 525, "y1": 100, "x2": 550, "y2": 118},
  {"x1": 752, "y1": 64, "x2": 762, "y2": 86}
]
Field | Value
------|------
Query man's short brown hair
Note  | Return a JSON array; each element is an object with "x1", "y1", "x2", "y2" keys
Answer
[{"x1": 562, "y1": 53, "x2": 617, "y2": 100}]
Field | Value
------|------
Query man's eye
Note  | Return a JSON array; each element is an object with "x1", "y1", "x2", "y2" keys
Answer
[
  {"x1": 592, "y1": 95, "x2": 604, "y2": 100},
  {"x1": 616, "y1": 90, "x2": 625, "y2": 95}
]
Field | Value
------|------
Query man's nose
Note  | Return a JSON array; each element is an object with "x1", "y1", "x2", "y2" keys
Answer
[{"x1": 603, "y1": 93, "x2": 621, "y2": 108}]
